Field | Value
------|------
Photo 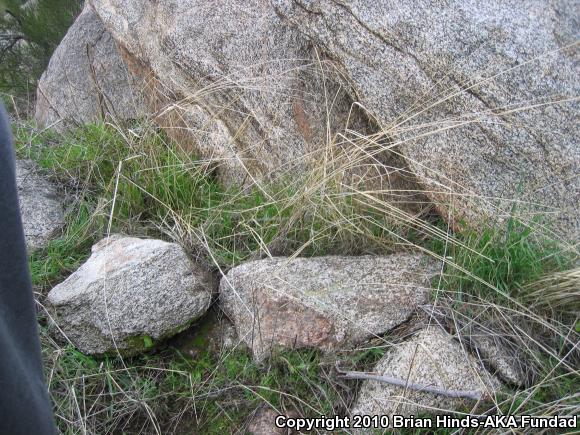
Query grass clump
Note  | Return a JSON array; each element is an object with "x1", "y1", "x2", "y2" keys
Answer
[
  {"x1": 523, "y1": 267, "x2": 580, "y2": 313},
  {"x1": 433, "y1": 217, "x2": 575, "y2": 303},
  {"x1": 428, "y1": 218, "x2": 579, "y2": 419},
  {"x1": 43, "y1": 323, "x2": 338, "y2": 433},
  {"x1": 15, "y1": 118, "x2": 578, "y2": 433},
  {"x1": 15, "y1": 121, "x2": 409, "y2": 270},
  {"x1": 29, "y1": 200, "x2": 101, "y2": 288}
]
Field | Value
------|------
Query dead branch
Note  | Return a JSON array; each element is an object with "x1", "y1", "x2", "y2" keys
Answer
[{"x1": 335, "y1": 364, "x2": 487, "y2": 401}]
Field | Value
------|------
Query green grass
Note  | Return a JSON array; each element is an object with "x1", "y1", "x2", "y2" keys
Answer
[
  {"x1": 16, "y1": 120, "x2": 578, "y2": 433},
  {"x1": 428, "y1": 219, "x2": 579, "y2": 420},
  {"x1": 16, "y1": 121, "x2": 408, "y2": 269},
  {"x1": 43, "y1": 323, "x2": 338, "y2": 433},
  {"x1": 29, "y1": 201, "x2": 101, "y2": 288},
  {"x1": 432, "y1": 217, "x2": 575, "y2": 303}
]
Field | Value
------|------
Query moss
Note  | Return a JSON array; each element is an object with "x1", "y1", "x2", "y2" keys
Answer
[{"x1": 110, "y1": 312, "x2": 210, "y2": 357}]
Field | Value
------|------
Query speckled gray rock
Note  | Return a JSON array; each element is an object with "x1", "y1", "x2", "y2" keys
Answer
[
  {"x1": 351, "y1": 327, "x2": 501, "y2": 418},
  {"x1": 274, "y1": 0, "x2": 580, "y2": 239},
  {"x1": 463, "y1": 327, "x2": 527, "y2": 387},
  {"x1": 47, "y1": 236, "x2": 214, "y2": 356},
  {"x1": 220, "y1": 254, "x2": 438, "y2": 361},
  {"x1": 89, "y1": 0, "x2": 352, "y2": 184},
  {"x1": 35, "y1": 3, "x2": 144, "y2": 129},
  {"x1": 246, "y1": 407, "x2": 296, "y2": 435},
  {"x1": 87, "y1": 0, "x2": 424, "y2": 210},
  {"x1": 16, "y1": 160, "x2": 65, "y2": 251}
]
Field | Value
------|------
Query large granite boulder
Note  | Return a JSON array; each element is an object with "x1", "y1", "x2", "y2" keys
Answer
[
  {"x1": 86, "y1": 0, "x2": 423, "y2": 212},
  {"x1": 41, "y1": 0, "x2": 578, "y2": 237},
  {"x1": 47, "y1": 235, "x2": 215, "y2": 356},
  {"x1": 273, "y1": 0, "x2": 580, "y2": 239},
  {"x1": 16, "y1": 160, "x2": 65, "y2": 251},
  {"x1": 35, "y1": 4, "x2": 144, "y2": 130},
  {"x1": 351, "y1": 327, "x2": 502, "y2": 418},
  {"x1": 88, "y1": 0, "x2": 357, "y2": 184},
  {"x1": 220, "y1": 254, "x2": 438, "y2": 361}
]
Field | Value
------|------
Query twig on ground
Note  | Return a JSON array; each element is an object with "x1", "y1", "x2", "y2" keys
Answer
[{"x1": 335, "y1": 363, "x2": 486, "y2": 401}]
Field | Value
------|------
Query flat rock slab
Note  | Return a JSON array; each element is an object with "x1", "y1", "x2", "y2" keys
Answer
[
  {"x1": 48, "y1": 235, "x2": 214, "y2": 356},
  {"x1": 352, "y1": 327, "x2": 501, "y2": 418},
  {"x1": 16, "y1": 160, "x2": 65, "y2": 251},
  {"x1": 220, "y1": 254, "x2": 438, "y2": 361}
]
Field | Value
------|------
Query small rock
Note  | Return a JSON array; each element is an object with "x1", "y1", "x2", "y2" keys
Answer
[
  {"x1": 351, "y1": 327, "x2": 501, "y2": 418},
  {"x1": 463, "y1": 327, "x2": 527, "y2": 388},
  {"x1": 246, "y1": 406, "x2": 296, "y2": 435},
  {"x1": 220, "y1": 254, "x2": 438, "y2": 361},
  {"x1": 47, "y1": 236, "x2": 214, "y2": 356},
  {"x1": 16, "y1": 160, "x2": 65, "y2": 251}
]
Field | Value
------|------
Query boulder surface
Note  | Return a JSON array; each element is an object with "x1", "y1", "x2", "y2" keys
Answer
[
  {"x1": 16, "y1": 160, "x2": 65, "y2": 251},
  {"x1": 86, "y1": 0, "x2": 424, "y2": 212},
  {"x1": 88, "y1": 0, "x2": 358, "y2": 184},
  {"x1": 220, "y1": 254, "x2": 438, "y2": 361},
  {"x1": 35, "y1": 4, "x2": 144, "y2": 129},
  {"x1": 38, "y1": 1, "x2": 579, "y2": 237},
  {"x1": 273, "y1": 0, "x2": 580, "y2": 239},
  {"x1": 351, "y1": 327, "x2": 501, "y2": 417},
  {"x1": 47, "y1": 235, "x2": 214, "y2": 356}
]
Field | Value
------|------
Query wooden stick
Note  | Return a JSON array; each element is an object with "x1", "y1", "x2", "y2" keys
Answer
[{"x1": 335, "y1": 365, "x2": 486, "y2": 401}]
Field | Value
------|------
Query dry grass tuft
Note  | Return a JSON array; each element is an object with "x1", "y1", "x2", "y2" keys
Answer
[{"x1": 523, "y1": 267, "x2": 580, "y2": 313}]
